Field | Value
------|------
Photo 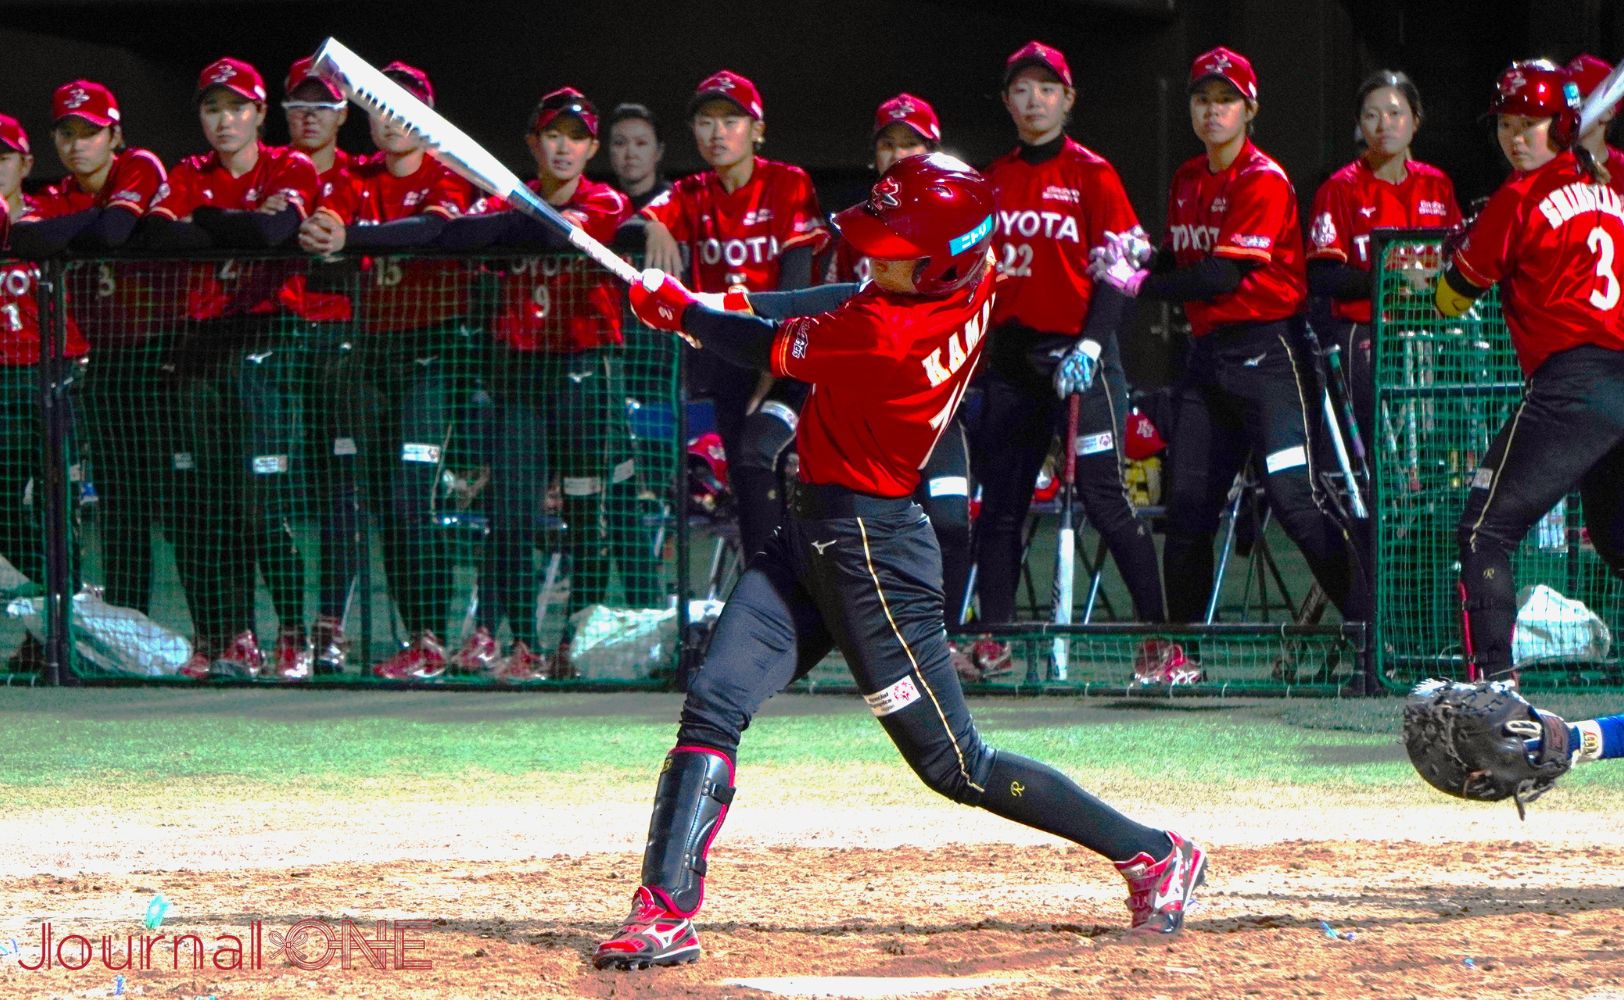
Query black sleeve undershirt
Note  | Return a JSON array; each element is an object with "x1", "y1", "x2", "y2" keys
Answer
[
  {"x1": 133, "y1": 215, "x2": 215, "y2": 251},
  {"x1": 1079, "y1": 284, "x2": 1129, "y2": 343},
  {"x1": 191, "y1": 206, "x2": 303, "y2": 248},
  {"x1": 746, "y1": 283, "x2": 857, "y2": 320},
  {"x1": 776, "y1": 244, "x2": 813, "y2": 291},
  {"x1": 1307, "y1": 258, "x2": 1371, "y2": 301},
  {"x1": 1137, "y1": 256, "x2": 1258, "y2": 302},
  {"x1": 342, "y1": 213, "x2": 448, "y2": 249},
  {"x1": 681, "y1": 304, "x2": 779, "y2": 371},
  {"x1": 612, "y1": 216, "x2": 648, "y2": 251},
  {"x1": 8, "y1": 211, "x2": 99, "y2": 257},
  {"x1": 435, "y1": 211, "x2": 515, "y2": 250}
]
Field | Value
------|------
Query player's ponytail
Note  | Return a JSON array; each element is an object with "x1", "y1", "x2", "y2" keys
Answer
[{"x1": 1575, "y1": 142, "x2": 1613, "y2": 186}]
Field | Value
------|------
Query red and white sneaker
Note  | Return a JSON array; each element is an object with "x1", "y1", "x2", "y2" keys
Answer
[
  {"x1": 1132, "y1": 639, "x2": 1199, "y2": 686},
  {"x1": 179, "y1": 639, "x2": 216, "y2": 681},
  {"x1": 971, "y1": 638, "x2": 1013, "y2": 679},
  {"x1": 372, "y1": 631, "x2": 447, "y2": 681},
  {"x1": 593, "y1": 886, "x2": 700, "y2": 970},
  {"x1": 213, "y1": 630, "x2": 265, "y2": 679},
  {"x1": 312, "y1": 615, "x2": 348, "y2": 676},
  {"x1": 272, "y1": 627, "x2": 313, "y2": 681},
  {"x1": 447, "y1": 626, "x2": 500, "y2": 676},
  {"x1": 493, "y1": 641, "x2": 547, "y2": 683},
  {"x1": 1113, "y1": 830, "x2": 1207, "y2": 935}
]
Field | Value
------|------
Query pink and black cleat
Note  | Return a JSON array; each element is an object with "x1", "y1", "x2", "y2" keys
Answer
[
  {"x1": 593, "y1": 885, "x2": 701, "y2": 970},
  {"x1": 1113, "y1": 830, "x2": 1207, "y2": 935}
]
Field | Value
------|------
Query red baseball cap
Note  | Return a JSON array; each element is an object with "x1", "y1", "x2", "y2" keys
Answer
[
  {"x1": 1189, "y1": 46, "x2": 1258, "y2": 101},
  {"x1": 285, "y1": 55, "x2": 342, "y2": 101},
  {"x1": 689, "y1": 70, "x2": 763, "y2": 120},
  {"x1": 52, "y1": 80, "x2": 120, "y2": 128},
  {"x1": 872, "y1": 92, "x2": 941, "y2": 143},
  {"x1": 382, "y1": 61, "x2": 435, "y2": 108},
  {"x1": 1123, "y1": 409, "x2": 1167, "y2": 460},
  {"x1": 1004, "y1": 40, "x2": 1073, "y2": 88},
  {"x1": 196, "y1": 57, "x2": 267, "y2": 103},
  {"x1": 1567, "y1": 53, "x2": 1621, "y2": 116},
  {"x1": 531, "y1": 87, "x2": 599, "y2": 136},
  {"x1": 0, "y1": 114, "x2": 28, "y2": 156}
]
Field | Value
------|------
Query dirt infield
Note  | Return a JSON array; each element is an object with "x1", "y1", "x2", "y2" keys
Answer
[{"x1": 5, "y1": 818, "x2": 1624, "y2": 998}]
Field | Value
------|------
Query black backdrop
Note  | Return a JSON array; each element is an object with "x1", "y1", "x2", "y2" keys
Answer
[{"x1": 2, "y1": 0, "x2": 1620, "y2": 381}]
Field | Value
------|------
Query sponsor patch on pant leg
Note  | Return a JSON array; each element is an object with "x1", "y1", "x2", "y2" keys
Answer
[
  {"x1": 564, "y1": 475, "x2": 603, "y2": 496},
  {"x1": 1077, "y1": 431, "x2": 1115, "y2": 457},
  {"x1": 928, "y1": 475, "x2": 969, "y2": 498},
  {"x1": 1471, "y1": 467, "x2": 1492, "y2": 490},
  {"x1": 400, "y1": 442, "x2": 442, "y2": 464},
  {"x1": 1265, "y1": 444, "x2": 1307, "y2": 475},
  {"x1": 864, "y1": 675, "x2": 922, "y2": 717}
]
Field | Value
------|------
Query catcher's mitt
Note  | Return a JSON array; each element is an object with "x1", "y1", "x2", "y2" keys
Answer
[{"x1": 1403, "y1": 679, "x2": 1572, "y2": 819}]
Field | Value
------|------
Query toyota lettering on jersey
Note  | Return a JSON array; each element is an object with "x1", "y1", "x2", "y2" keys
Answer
[
  {"x1": 985, "y1": 138, "x2": 1140, "y2": 334},
  {"x1": 279, "y1": 150, "x2": 356, "y2": 323},
  {"x1": 1164, "y1": 140, "x2": 1306, "y2": 336},
  {"x1": 489, "y1": 177, "x2": 632, "y2": 353},
  {"x1": 1451, "y1": 149, "x2": 1624, "y2": 375},
  {"x1": 24, "y1": 148, "x2": 174, "y2": 345},
  {"x1": 771, "y1": 251, "x2": 995, "y2": 496},
  {"x1": 329, "y1": 152, "x2": 472, "y2": 333},
  {"x1": 148, "y1": 143, "x2": 319, "y2": 320},
  {"x1": 1308, "y1": 157, "x2": 1460, "y2": 322},
  {"x1": 641, "y1": 157, "x2": 827, "y2": 292},
  {"x1": 0, "y1": 196, "x2": 89, "y2": 364}
]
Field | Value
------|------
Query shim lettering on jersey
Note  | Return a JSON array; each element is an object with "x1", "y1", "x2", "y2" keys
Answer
[
  {"x1": 1164, "y1": 139, "x2": 1306, "y2": 336},
  {"x1": 490, "y1": 177, "x2": 632, "y2": 353},
  {"x1": 1453, "y1": 150, "x2": 1624, "y2": 373},
  {"x1": 641, "y1": 156, "x2": 827, "y2": 292},
  {"x1": 1308, "y1": 157, "x2": 1460, "y2": 323},
  {"x1": 329, "y1": 152, "x2": 472, "y2": 333},
  {"x1": 149, "y1": 143, "x2": 320, "y2": 320},
  {"x1": 985, "y1": 138, "x2": 1140, "y2": 335},
  {"x1": 770, "y1": 250, "x2": 996, "y2": 496}
]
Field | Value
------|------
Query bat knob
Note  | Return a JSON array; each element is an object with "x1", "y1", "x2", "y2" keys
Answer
[{"x1": 641, "y1": 268, "x2": 664, "y2": 292}]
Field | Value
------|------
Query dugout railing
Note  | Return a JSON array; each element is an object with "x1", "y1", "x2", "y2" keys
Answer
[{"x1": 1371, "y1": 229, "x2": 1623, "y2": 691}]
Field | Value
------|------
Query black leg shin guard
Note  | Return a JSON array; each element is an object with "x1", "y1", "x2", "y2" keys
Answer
[{"x1": 640, "y1": 746, "x2": 736, "y2": 917}]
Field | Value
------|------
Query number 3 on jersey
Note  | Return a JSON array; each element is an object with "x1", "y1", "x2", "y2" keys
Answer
[
  {"x1": 1588, "y1": 226, "x2": 1620, "y2": 311},
  {"x1": 999, "y1": 242, "x2": 1032, "y2": 278}
]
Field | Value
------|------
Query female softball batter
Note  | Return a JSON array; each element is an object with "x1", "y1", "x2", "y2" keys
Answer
[
  {"x1": 593, "y1": 153, "x2": 1206, "y2": 970},
  {"x1": 1436, "y1": 60, "x2": 1624, "y2": 680}
]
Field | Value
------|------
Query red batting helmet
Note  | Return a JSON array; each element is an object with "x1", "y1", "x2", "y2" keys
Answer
[
  {"x1": 1491, "y1": 59, "x2": 1581, "y2": 149},
  {"x1": 831, "y1": 152, "x2": 994, "y2": 296},
  {"x1": 687, "y1": 432, "x2": 731, "y2": 515}
]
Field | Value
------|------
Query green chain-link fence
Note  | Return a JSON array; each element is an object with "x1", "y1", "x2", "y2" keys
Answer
[{"x1": 1372, "y1": 230, "x2": 1624, "y2": 690}]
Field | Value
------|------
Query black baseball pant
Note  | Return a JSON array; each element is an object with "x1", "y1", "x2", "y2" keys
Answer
[
  {"x1": 674, "y1": 482, "x2": 1167, "y2": 863},
  {"x1": 1458, "y1": 344, "x2": 1624, "y2": 676}
]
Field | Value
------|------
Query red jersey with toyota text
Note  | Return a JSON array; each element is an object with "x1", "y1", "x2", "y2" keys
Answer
[
  {"x1": 148, "y1": 143, "x2": 318, "y2": 320},
  {"x1": 489, "y1": 177, "x2": 631, "y2": 353},
  {"x1": 279, "y1": 149, "x2": 357, "y2": 322},
  {"x1": 641, "y1": 157, "x2": 827, "y2": 292},
  {"x1": 0, "y1": 196, "x2": 89, "y2": 365},
  {"x1": 984, "y1": 138, "x2": 1140, "y2": 334},
  {"x1": 1164, "y1": 140, "x2": 1306, "y2": 336},
  {"x1": 330, "y1": 152, "x2": 472, "y2": 333},
  {"x1": 1309, "y1": 157, "x2": 1460, "y2": 322},
  {"x1": 771, "y1": 251, "x2": 995, "y2": 497},
  {"x1": 1452, "y1": 150, "x2": 1624, "y2": 374},
  {"x1": 25, "y1": 147, "x2": 175, "y2": 345}
]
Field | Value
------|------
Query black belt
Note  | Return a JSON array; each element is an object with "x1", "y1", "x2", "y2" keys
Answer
[{"x1": 790, "y1": 481, "x2": 916, "y2": 519}]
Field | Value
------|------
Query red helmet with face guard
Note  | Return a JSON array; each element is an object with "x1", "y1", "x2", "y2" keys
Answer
[
  {"x1": 1490, "y1": 59, "x2": 1582, "y2": 149},
  {"x1": 831, "y1": 152, "x2": 994, "y2": 296}
]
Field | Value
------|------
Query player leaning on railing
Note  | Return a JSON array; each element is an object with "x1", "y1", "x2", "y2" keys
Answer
[
  {"x1": 135, "y1": 58, "x2": 318, "y2": 681},
  {"x1": 1434, "y1": 59, "x2": 1624, "y2": 682},
  {"x1": 296, "y1": 61, "x2": 476, "y2": 682},
  {"x1": 12, "y1": 81, "x2": 168, "y2": 629},
  {"x1": 0, "y1": 114, "x2": 90, "y2": 673},
  {"x1": 593, "y1": 153, "x2": 1206, "y2": 971}
]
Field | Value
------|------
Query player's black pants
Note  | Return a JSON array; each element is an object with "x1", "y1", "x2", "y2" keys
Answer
[
  {"x1": 1162, "y1": 318, "x2": 1354, "y2": 622},
  {"x1": 83, "y1": 342, "x2": 167, "y2": 613},
  {"x1": 1458, "y1": 345, "x2": 1624, "y2": 676},
  {"x1": 730, "y1": 377, "x2": 810, "y2": 561},
  {"x1": 668, "y1": 482, "x2": 1167, "y2": 880},
  {"x1": 1328, "y1": 319, "x2": 1374, "y2": 452},
  {"x1": 168, "y1": 318, "x2": 304, "y2": 648},
  {"x1": 302, "y1": 322, "x2": 359, "y2": 624},
  {"x1": 0, "y1": 366, "x2": 72, "y2": 592},
  {"x1": 970, "y1": 328, "x2": 1164, "y2": 624},
  {"x1": 479, "y1": 346, "x2": 661, "y2": 648},
  {"x1": 332, "y1": 326, "x2": 465, "y2": 640},
  {"x1": 915, "y1": 420, "x2": 972, "y2": 627}
]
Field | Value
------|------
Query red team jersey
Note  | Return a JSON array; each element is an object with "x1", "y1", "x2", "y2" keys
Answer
[
  {"x1": 1164, "y1": 140, "x2": 1307, "y2": 336},
  {"x1": 984, "y1": 138, "x2": 1140, "y2": 334},
  {"x1": 148, "y1": 143, "x2": 319, "y2": 320},
  {"x1": 24, "y1": 147, "x2": 173, "y2": 345},
  {"x1": 325, "y1": 153, "x2": 472, "y2": 333},
  {"x1": 279, "y1": 150, "x2": 357, "y2": 322},
  {"x1": 490, "y1": 177, "x2": 632, "y2": 353},
  {"x1": 825, "y1": 237, "x2": 872, "y2": 285},
  {"x1": 0, "y1": 195, "x2": 89, "y2": 365},
  {"x1": 771, "y1": 252, "x2": 996, "y2": 497},
  {"x1": 641, "y1": 157, "x2": 827, "y2": 292},
  {"x1": 1308, "y1": 157, "x2": 1460, "y2": 322},
  {"x1": 1452, "y1": 150, "x2": 1624, "y2": 375}
]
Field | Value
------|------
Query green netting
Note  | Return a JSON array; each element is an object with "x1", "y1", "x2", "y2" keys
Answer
[
  {"x1": 24, "y1": 251, "x2": 682, "y2": 685},
  {"x1": 1372, "y1": 231, "x2": 1624, "y2": 690}
]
